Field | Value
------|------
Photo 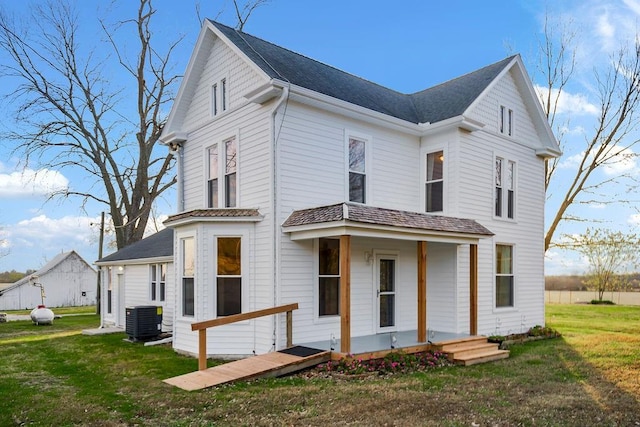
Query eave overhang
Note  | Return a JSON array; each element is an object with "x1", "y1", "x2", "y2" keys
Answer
[
  {"x1": 164, "y1": 208, "x2": 264, "y2": 227},
  {"x1": 282, "y1": 203, "x2": 493, "y2": 245}
]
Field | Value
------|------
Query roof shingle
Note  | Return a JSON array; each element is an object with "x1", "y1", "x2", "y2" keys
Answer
[
  {"x1": 211, "y1": 20, "x2": 514, "y2": 125},
  {"x1": 283, "y1": 203, "x2": 493, "y2": 236}
]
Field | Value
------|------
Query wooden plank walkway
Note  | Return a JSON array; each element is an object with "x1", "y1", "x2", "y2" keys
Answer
[{"x1": 164, "y1": 347, "x2": 330, "y2": 391}]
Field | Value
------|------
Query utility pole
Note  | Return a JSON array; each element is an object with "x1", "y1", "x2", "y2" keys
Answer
[{"x1": 96, "y1": 212, "x2": 105, "y2": 315}]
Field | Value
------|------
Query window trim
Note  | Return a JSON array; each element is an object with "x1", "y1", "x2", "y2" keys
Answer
[
  {"x1": 315, "y1": 238, "x2": 341, "y2": 321},
  {"x1": 495, "y1": 243, "x2": 515, "y2": 310},
  {"x1": 345, "y1": 131, "x2": 372, "y2": 204},
  {"x1": 424, "y1": 149, "x2": 445, "y2": 213},
  {"x1": 499, "y1": 105, "x2": 514, "y2": 137},
  {"x1": 204, "y1": 133, "x2": 239, "y2": 209},
  {"x1": 215, "y1": 236, "x2": 243, "y2": 317},
  {"x1": 494, "y1": 154, "x2": 516, "y2": 221},
  {"x1": 210, "y1": 73, "x2": 230, "y2": 118},
  {"x1": 150, "y1": 263, "x2": 166, "y2": 303},
  {"x1": 180, "y1": 236, "x2": 195, "y2": 318}
]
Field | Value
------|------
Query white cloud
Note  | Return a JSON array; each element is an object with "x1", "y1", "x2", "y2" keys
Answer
[
  {"x1": 628, "y1": 213, "x2": 640, "y2": 225},
  {"x1": 6, "y1": 215, "x2": 95, "y2": 250},
  {"x1": 535, "y1": 85, "x2": 599, "y2": 116},
  {"x1": 602, "y1": 147, "x2": 638, "y2": 176},
  {"x1": 0, "y1": 167, "x2": 69, "y2": 198}
]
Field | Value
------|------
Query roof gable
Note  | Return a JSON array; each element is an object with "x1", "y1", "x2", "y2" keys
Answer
[{"x1": 163, "y1": 21, "x2": 559, "y2": 156}]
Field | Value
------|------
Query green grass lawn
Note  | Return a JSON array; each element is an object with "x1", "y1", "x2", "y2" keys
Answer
[{"x1": 1, "y1": 304, "x2": 639, "y2": 426}]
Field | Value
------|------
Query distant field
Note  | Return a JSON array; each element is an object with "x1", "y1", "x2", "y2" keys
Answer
[{"x1": 546, "y1": 290, "x2": 640, "y2": 305}]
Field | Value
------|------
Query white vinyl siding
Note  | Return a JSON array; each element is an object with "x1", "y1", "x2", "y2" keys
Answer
[{"x1": 182, "y1": 35, "x2": 265, "y2": 131}]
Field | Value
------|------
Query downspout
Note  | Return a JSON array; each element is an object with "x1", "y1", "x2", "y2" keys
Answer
[{"x1": 271, "y1": 85, "x2": 290, "y2": 350}]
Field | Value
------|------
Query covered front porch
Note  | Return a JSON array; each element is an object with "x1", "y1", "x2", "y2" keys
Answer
[
  {"x1": 282, "y1": 202, "x2": 495, "y2": 355},
  {"x1": 300, "y1": 329, "x2": 469, "y2": 356}
]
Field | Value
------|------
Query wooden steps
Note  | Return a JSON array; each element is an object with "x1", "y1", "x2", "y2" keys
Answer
[
  {"x1": 164, "y1": 346, "x2": 330, "y2": 391},
  {"x1": 435, "y1": 336, "x2": 509, "y2": 366}
]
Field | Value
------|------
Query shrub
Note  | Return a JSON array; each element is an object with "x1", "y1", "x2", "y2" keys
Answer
[
  {"x1": 528, "y1": 325, "x2": 561, "y2": 338},
  {"x1": 590, "y1": 299, "x2": 615, "y2": 305}
]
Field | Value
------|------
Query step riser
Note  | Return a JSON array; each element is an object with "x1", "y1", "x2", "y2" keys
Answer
[
  {"x1": 438, "y1": 338, "x2": 490, "y2": 352},
  {"x1": 439, "y1": 337, "x2": 510, "y2": 366}
]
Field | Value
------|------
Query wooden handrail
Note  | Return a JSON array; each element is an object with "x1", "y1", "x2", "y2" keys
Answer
[{"x1": 193, "y1": 303, "x2": 299, "y2": 371}]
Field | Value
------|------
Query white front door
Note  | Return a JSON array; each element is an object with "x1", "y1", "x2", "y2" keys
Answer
[{"x1": 376, "y1": 255, "x2": 397, "y2": 332}]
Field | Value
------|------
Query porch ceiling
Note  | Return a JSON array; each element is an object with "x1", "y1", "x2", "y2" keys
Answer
[{"x1": 282, "y1": 202, "x2": 493, "y2": 244}]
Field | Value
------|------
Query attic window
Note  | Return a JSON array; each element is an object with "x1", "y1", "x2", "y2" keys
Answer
[
  {"x1": 211, "y1": 77, "x2": 229, "y2": 117},
  {"x1": 499, "y1": 105, "x2": 513, "y2": 136}
]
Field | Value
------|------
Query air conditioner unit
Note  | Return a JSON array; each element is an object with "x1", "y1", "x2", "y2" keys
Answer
[{"x1": 126, "y1": 305, "x2": 162, "y2": 341}]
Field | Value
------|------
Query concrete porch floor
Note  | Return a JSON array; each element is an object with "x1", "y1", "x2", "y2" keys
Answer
[{"x1": 298, "y1": 330, "x2": 472, "y2": 355}]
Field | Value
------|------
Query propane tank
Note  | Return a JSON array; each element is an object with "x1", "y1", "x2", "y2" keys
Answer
[{"x1": 31, "y1": 304, "x2": 54, "y2": 325}]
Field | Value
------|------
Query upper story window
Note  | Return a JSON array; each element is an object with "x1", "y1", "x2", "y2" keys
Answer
[
  {"x1": 206, "y1": 137, "x2": 237, "y2": 208},
  {"x1": 207, "y1": 145, "x2": 219, "y2": 208},
  {"x1": 495, "y1": 244, "x2": 514, "y2": 308},
  {"x1": 216, "y1": 237, "x2": 242, "y2": 316},
  {"x1": 348, "y1": 137, "x2": 366, "y2": 203},
  {"x1": 495, "y1": 157, "x2": 515, "y2": 219},
  {"x1": 150, "y1": 264, "x2": 166, "y2": 302},
  {"x1": 225, "y1": 138, "x2": 237, "y2": 207},
  {"x1": 318, "y1": 238, "x2": 340, "y2": 316},
  {"x1": 211, "y1": 76, "x2": 229, "y2": 117},
  {"x1": 500, "y1": 105, "x2": 513, "y2": 136},
  {"x1": 425, "y1": 151, "x2": 444, "y2": 212},
  {"x1": 182, "y1": 237, "x2": 195, "y2": 317}
]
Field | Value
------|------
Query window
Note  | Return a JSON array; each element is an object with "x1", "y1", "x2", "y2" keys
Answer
[
  {"x1": 107, "y1": 268, "x2": 112, "y2": 314},
  {"x1": 348, "y1": 137, "x2": 366, "y2": 203},
  {"x1": 211, "y1": 77, "x2": 229, "y2": 117},
  {"x1": 150, "y1": 264, "x2": 166, "y2": 302},
  {"x1": 507, "y1": 160, "x2": 515, "y2": 219},
  {"x1": 182, "y1": 238, "x2": 195, "y2": 317},
  {"x1": 496, "y1": 244, "x2": 514, "y2": 308},
  {"x1": 318, "y1": 238, "x2": 340, "y2": 316},
  {"x1": 495, "y1": 157, "x2": 503, "y2": 217},
  {"x1": 495, "y1": 157, "x2": 515, "y2": 219},
  {"x1": 217, "y1": 237, "x2": 242, "y2": 316},
  {"x1": 500, "y1": 105, "x2": 513, "y2": 136},
  {"x1": 425, "y1": 151, "x2": 444, "y2": 212},
  {"x1": 208, "y1": 145, "x2": 219, "y2": 208},
  {"x1": 221, "y1": 78, "x2": 227, "y2": 112},
  {"x1": 225, "y1": 138, "x2": 237, "y2": 207},
  {"x1": 211, "y1": 83, "x2": 218, "y2": 116}
]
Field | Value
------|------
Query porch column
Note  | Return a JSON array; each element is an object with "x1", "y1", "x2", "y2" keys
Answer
[
  {"x1": 340, "y1": 235, "x2": 351, "y2": 353},
  {"x1": 470, "y1": 243, "x2": 478, "y2": 335},
  {"x1": 417, "y1": 241, "x2": 427, "y2": 342}
]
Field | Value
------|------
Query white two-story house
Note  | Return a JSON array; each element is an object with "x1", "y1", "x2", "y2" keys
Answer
[{"x1": 98, "y1": 20, "x2": 560, "y2": 359}]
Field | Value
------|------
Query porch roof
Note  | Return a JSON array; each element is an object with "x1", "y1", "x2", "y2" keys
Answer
[{"x1": 282, "y1": 203, "x2": 493, "y2": 243}]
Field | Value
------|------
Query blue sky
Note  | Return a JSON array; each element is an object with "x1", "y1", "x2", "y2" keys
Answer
[{"x1": 0, "y1": 0, "x2": 638, "y2": 275}]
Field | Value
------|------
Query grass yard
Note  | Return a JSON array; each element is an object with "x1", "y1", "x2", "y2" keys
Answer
[{"x1": 1, "y1": 305, "x2": 639, "y2": 426}]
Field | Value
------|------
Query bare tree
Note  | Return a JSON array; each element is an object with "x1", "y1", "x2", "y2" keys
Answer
[
  {"x1": 563, "y1": 228, "x2": 640, "y2": 301},
  {"x1": 0, "y1": 0, "x2": 268, "y2": 251},
  {"x1": 232, "y1": 0, "x2": 269, "y2": 31},
  {"x1": 537, "y1": 14, "x2": 640, "y2": 251}
]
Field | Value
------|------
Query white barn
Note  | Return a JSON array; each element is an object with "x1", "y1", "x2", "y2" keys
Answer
[
  {"x1": 0, "y1": 251, "x2": 96, "y2": 310},
  {"x1": 101, "y1": 20, "x2": 560, "y2": 360}
]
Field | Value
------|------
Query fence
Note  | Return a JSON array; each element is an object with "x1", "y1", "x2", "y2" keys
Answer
[{"x1": 545, "y1": 290, "x2": 640, "y2": 306}]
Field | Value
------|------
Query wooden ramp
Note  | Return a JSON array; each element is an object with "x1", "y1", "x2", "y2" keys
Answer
[{"x1": 164, "y1": 346, "x2": 330, "y2": 391}]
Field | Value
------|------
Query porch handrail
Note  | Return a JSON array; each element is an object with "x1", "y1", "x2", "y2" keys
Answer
[{"x1": 191, "y1": 303, "x2": 299, "y2": 371}]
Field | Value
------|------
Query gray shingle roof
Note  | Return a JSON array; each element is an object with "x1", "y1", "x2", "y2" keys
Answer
[
  {"x1": 165, "y1": 208, "x2": 262, "y2": 223},
  {"x1": 98, "y1": 228, "x2": 174, "y2": 263},
  {"x1": 283, "y1": 203, "x2": 493, "y2": 236},
  {"x1": 211, "y1": 21, "x2": 514, "y2": 125}
]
